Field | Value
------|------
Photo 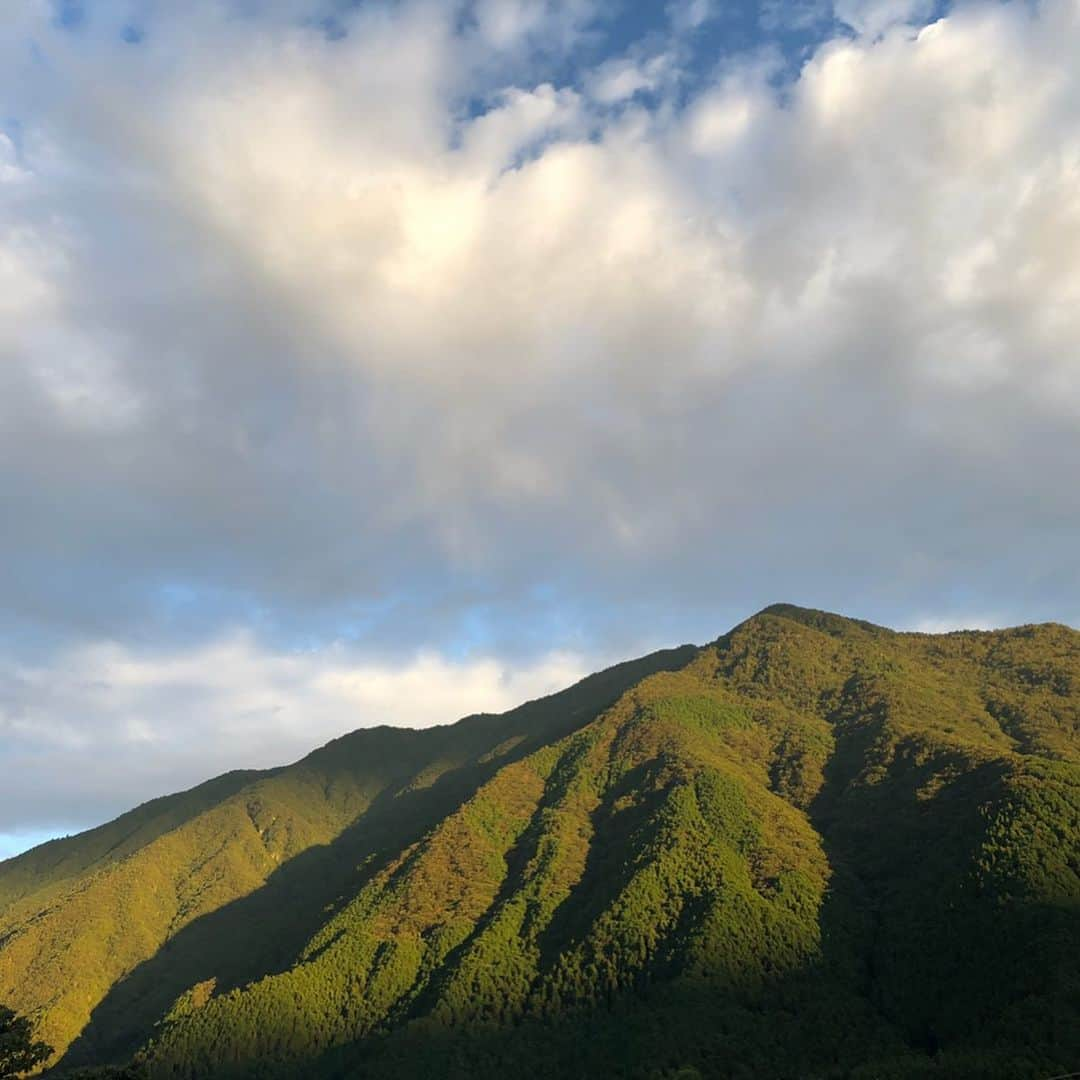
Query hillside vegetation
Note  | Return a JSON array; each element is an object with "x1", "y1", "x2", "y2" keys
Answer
[{"x1": 1, "y1": 607, "x2": 1077, "y2": 1078}]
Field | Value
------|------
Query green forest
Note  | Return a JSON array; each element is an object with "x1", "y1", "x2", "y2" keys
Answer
[{"x1": 1, "y1": 605, "x2": 1077, "y2": 1079}]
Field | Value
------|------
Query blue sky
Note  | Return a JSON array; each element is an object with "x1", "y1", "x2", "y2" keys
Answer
[{"x1": 2, "y1": 0, "x2": 1079, "y2": 856}]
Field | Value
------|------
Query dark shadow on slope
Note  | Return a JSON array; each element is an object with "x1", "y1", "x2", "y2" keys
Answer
[
  {"x1": 807, "y1": 689, "x2": 1080, "y2": 1064},
  {"x1": 305, "y1": 892, "x2": 1080, "y2": 1080},
  {"x1": 534, "y1": 760, "x2": 674, "y2": 978},
  {"x1": 400, "y1": 756, "x2": 672, "y2": 1027},
  {"x1": 55, "y1": 646, "x2": 699, "y2": 1072},
  {"x1": 314, "y1": 970, "x2": 1077, "y2": 1080},
  {"x1": 54, "y1": 781, "x2": 435, "y2": 1068}
]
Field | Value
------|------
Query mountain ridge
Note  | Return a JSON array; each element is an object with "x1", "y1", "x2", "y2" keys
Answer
[{"x1": 1, "y1": 606, "x2": 1078, "y2": 1079}]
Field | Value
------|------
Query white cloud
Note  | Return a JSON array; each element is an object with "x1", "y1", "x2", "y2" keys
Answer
[
  {"x1": 588, "y1": 54, "x2": 675, "y2": 105},
  {"x1": 471, "y1": 0, "x2": 600, "y2": 54},
  {"x1": 667, "y1": 0, "x2": 719, "y2": 34},
  {"x1": 906, "y1": 614, "x2": 1004, "y2": 634},
  {"x1": 0, "y1": 632, "x2": 588, "y2": 835},
  {"x1": 685, "y1": 87, "x2": 760, "y2": 152},
  {"x1": 0, "y1": 133, "x2": 28, "y2": 183}
]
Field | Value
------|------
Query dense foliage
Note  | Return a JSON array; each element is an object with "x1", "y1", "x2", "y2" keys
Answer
[
  {"x1": 2, "y1": 607, "x2": 1078, "y2": 1078},
  {"x1": 0, "y1": 1005, "x2": 51, "y2": 1078}
]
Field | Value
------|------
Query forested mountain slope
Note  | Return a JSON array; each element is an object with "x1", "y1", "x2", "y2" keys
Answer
[
  {"x1": 0, "y1": 644, "x2": 695, "y2": 1069},
  {"x1": 2, "y1": 607, "x2": 1078, "y2": 1079}
]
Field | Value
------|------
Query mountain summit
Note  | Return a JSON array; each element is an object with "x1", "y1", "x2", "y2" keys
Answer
[{"x1": 2, "y1": 607, "x2": 1078, "y2": 1079}]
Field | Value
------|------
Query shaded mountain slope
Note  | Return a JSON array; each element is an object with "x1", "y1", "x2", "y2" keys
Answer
[{"x1": 3, "y1": 607, "x2": 1079, "y2": 1078}]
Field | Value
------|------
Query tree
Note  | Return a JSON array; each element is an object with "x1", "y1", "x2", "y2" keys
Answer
[{"x1": 0, "y1": 1005, "x2": 52, "y2": 1078}]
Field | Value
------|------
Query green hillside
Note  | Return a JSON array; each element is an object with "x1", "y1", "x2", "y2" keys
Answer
[
  {"x1": 2, "y1": 607, "x2": 1078, "y2": 1078},
  {"x1": 0, "y1": 644, "x2": 695, "y2": 1070}
]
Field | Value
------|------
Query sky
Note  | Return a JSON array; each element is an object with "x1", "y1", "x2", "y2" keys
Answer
[{"x1": 2, "y1": 0, "x2": 1079, "y2": 859}]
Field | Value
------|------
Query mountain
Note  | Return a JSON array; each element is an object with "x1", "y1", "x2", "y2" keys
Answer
[{"x1": 1, "y1": 606, "x2": 1077, "y2": 1079}]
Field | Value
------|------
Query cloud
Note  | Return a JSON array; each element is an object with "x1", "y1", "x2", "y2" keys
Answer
[
  {"x1": 0, "y1": 631, "x2": 587, "y2": 838},
  {"x1": 667, "y1": 0, "x2": 720, "y2": 34},
  {"x1": 1, "y1": 0, "x2": 1080, "y2": 838},
  {"x1": 834, "y1": 0, "x2": 937, "y2": 38},
  {"x1": 905, "y1": 614, "x2": 1004, "y2": 634},
  {"x1": 587, "y1": 54, "x2": 675, "y2": 104},
  {"x1": 471, "y1": 0, "x2": 601, "y2": 54}
]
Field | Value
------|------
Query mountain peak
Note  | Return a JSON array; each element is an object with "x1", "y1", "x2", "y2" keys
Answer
[{"x1": 743, "y1": 602, "x2": 893, "y2": 637}]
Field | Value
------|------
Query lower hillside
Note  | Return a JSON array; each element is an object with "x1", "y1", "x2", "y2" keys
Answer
[{"x1": 3, "y1": 606, "x2": 1079, "y2": 1078}]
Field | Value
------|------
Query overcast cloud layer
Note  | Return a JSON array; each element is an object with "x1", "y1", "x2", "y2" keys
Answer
[{"x1": 2, "y1": 0, "x2": 1080, "y2": 851}]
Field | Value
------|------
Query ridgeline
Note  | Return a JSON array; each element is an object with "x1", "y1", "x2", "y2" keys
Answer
[{"x1": 2, "y1": 606, "x2": 1077, "y2": 1078}]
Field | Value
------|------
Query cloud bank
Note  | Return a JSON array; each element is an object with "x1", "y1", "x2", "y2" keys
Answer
[
  {"x1": 2, "y1": 0, "x2": 1079, "y2": 844},
  {"x1": 0, "y1": 632, "x2": 585, "y2": 839}
]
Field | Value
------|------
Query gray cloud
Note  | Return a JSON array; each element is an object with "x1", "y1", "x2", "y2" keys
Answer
[{"x1": 1, "y1": 0, "x2": 1079, "y2": 843}]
